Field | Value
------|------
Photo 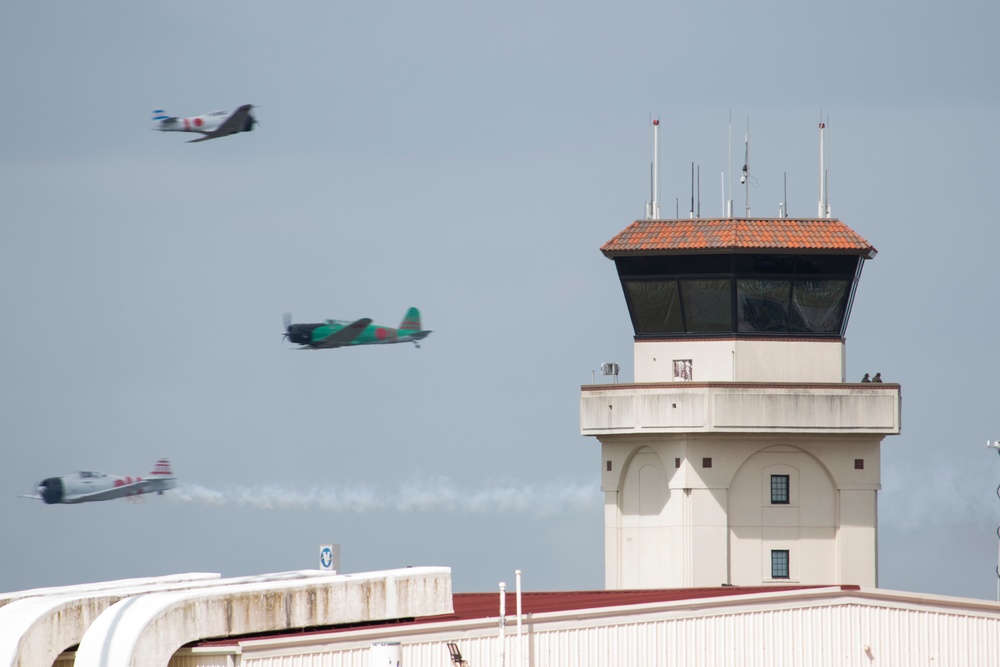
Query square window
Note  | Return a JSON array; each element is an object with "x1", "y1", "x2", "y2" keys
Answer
[
  {"x1": 702, "y1": 457, "x2": 712, "y2": 468},
  {"x1": 770, "y1": 474, "x2": 790, "y2": 504},
  {"x1": 855, "y1": 458, "x2": 864, "y2": 470},
  {"x1": 673, "y1": 359, "x2": 693, "y2": 381},
  {"x1": 771, "y1": 550, "x2": 790, "y2": 579}
]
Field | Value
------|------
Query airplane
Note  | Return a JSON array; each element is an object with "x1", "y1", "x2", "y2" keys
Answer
[
  {"x1": 151, "y1": 104, "x2": 257, "y2": 143},
  {"x1": 21, "y1": 459, "x2": 177, "y2": 505},
  {"x1": 283, "y1": 307, "x2": 432, "y2": 349}
]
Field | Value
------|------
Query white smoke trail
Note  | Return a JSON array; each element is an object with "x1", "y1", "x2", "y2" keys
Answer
[{"x1": 169, "y1": 475, "x2": 599, "y2": 515}]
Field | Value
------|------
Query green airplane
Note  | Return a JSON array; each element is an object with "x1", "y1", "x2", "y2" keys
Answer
[{"x1": 282, "y1": 307, "x2": 432, "y2": 349}]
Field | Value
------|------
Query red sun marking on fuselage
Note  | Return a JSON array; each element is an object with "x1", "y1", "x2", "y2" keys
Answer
[
  {"x1": 375, "y1": 327, "x2": 387, "y2": 340},
  {"x1": 194, "y1": 118, "x2": 204, "y2": 127}
]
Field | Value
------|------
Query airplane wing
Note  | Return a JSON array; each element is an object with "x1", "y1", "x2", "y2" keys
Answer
[
  {"x1": 187, "y1": 104, "x2": 254, "y2": 142},
  {"x1": 311, "y1": 318, "x2": 372, "y2": 349}
]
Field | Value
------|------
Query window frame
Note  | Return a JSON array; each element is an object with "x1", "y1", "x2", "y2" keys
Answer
[
  {"x1": 771, "y1": 549, "x2": 790, "y2": 579},
  {"x1": 770, "y1": 474, "x2": 790, "y2": 505}
]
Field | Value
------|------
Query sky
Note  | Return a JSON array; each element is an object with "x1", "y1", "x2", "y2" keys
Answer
[{"x1": 1, "y1": 0, "x2": 998, "y2": 600}]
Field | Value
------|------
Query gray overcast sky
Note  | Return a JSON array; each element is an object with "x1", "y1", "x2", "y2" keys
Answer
[{"x1": 1, "y1": 0, "x2": 998, "y2": 598}]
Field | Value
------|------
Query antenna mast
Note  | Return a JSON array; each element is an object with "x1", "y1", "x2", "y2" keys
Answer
[
  {"x1": 645, "y1": 118, "x2": 661, "y2": 219},
  {"x1": 825, "y1": 115, "x2": 831, "y2": 217},
  {"x1": 741, "y1": 119, "x2": 750, "y2": 216},
  {"x1": 817, "y1": 115, "x2": 830, "y2": 218},
  {"x1": 689, "y1": 163, "x2": 694, "y2": 218},
  {"x1": 720, "y1": 171, "x2": 725, "y2": 218},
  {"x1": 781, "y1": 172, "x2": 787, "y2": 218}
]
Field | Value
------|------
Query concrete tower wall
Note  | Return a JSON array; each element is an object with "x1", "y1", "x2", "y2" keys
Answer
[
  {"x1": 634, "y1": 339, "x2": 846, "y2": 383},
  {"x1": 595, "y1": 434, "x2": 884, "y2": 589}
]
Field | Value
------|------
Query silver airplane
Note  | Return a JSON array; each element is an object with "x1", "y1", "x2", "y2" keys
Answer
[
  {"x1": 151, "y1": 104, "x2": 257, "y2": 143},
  {"x1": 22, "y1": 459, "x2": 177, "y2": 504}
]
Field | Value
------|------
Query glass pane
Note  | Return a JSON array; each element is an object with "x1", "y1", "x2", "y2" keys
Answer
[
  {"x1": 771, "y1": 550, "x2": 789, "y2": 578},
  {"x1": 671, "y1": 254, "x2": 731, "y2": 275},
  {"x1": 625, "y1": 280, "x2": 684, "y2": 334},
  {"x1": 795, "y1": 255, "x2": 860, "y2": 275},
  {"x1": 737, "y1": 279, "x2": 791, "y2": 332},
  {"x1": 616, "y1": 254, "x2": 731, "y2": 277},
  {"x1": 770, "y1": 475, "x2": 789, "y2": 504},
  {"x1": 790, "y1": 280, "x2": 849, "y2": 333},
  {"x1": 680, "y1": 279, "x2": 732, "y2": 332},
  {"x1": 735, "y1": 254, "x2": 798, "y2": 274}
]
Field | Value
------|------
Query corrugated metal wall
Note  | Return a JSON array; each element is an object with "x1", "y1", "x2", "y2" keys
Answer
[
  {"x1": 164, "y1": 655, "x2": 233, "y2": 667},
  {"x1": 171, "y1": 600, "x2": 1000, "y2": 667}
]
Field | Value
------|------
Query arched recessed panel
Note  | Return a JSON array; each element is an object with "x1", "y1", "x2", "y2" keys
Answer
[{"x1": 621, "y1": 449, "x2": 668, "y2": 518}]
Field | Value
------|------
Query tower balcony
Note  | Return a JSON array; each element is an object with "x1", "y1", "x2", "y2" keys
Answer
[{"x1": 580, "y1": 382, "x2": 900, "y2": 436}]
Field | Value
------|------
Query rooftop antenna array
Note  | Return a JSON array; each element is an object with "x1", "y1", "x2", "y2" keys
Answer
[
  {"x1": 818, "y1": 114, "x2": 831, "y2": 218},
  {"x1": 645, "y1": 117, "x2": 661, "y2": 219}
]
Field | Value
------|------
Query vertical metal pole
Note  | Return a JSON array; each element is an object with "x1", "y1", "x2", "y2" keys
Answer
[
  {"x1": 515, "y1": 570, "x2": 523, "y2": 667},
  {"x1": 499, "y1": 582, "x2": 507, "y2": 667},
  {"x1": 818, "y1": 119, "x2": 826, "y2": 217},
  {"x1": 989, "y1": 441, "x2": 1000, "y2": 601},
  {"x1": 653, "y1": 119, "x2": 659, "y2": 218}
]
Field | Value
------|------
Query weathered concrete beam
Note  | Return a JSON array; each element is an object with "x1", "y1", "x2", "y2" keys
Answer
[
  {"x1": 75, "y1": 567, "x2": 452, "y2": 667},
  {"x1": 0, "y1": 571, "x2": 322, "y2": 667}
]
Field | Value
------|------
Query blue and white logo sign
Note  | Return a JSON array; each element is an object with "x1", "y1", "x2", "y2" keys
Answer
[{"x1": 319, "y1": 545, "x2": 335, "y2": 571}]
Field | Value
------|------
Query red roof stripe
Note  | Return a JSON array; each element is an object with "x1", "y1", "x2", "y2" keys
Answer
[{"x1": 193, "y1": 586, "x2": 853, "y2": 647}]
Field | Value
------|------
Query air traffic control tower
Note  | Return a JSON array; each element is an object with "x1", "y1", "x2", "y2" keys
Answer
[{"x1": 581, "y1": 217, "x2": 901, "y2": 589}]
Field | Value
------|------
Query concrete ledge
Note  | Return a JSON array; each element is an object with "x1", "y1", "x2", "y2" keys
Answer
[
  {"x1": 75, "y1": 567, "x2": 452, "y2": 667},
  {"x1": 581, "y1": 383, "x2": 901, "y2": 434}
]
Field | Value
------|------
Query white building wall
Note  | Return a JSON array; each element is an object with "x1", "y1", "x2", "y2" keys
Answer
[
  {"x1": 599, "y1": 435, "x2": 882, "y2": 588},
  {"x1": 634, "y1": 339, "x2": 846, "y2": 383},
  {"x1": 164, "y1": 590, "x2": 1000, "y2": 667}
]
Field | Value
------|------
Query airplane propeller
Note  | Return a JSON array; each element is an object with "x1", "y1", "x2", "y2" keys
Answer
[{"x1": 282, "y1": 312, "x2": 292, "y2": 344}]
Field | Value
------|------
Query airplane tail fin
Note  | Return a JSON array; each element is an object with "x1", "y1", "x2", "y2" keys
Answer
[
  {"x1": 399, "y1": 307, "x2": 421, "y2": 332},
  {"x1": 151, "y1": 459, "x2": 174, "y2": 477}
]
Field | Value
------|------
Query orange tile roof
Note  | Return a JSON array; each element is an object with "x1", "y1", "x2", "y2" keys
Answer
[{"x1": 601, "y1": 218, "x2": 876, "y2": 257}]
